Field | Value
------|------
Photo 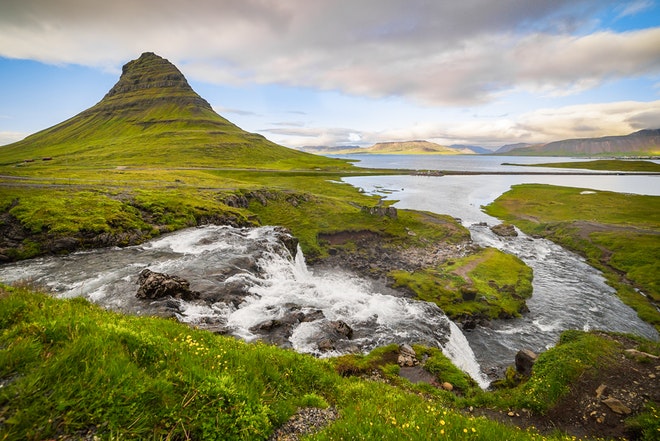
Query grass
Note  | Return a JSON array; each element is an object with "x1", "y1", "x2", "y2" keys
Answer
[
  {"x1": 484, "y1": 183, "x2": 660, "y2": 330},
  {"x1": 518, "y1": 160, "x2": 660, "y2": 172},
  {"x1": 469, "y1": 330, "x2": 620, "y2": 413},
  {"x1": 390, "y1": 247, "x2": 533, "y2": 321},
  {"x1": 1, "y1": 284, "x2": 628, "y2": 441}
]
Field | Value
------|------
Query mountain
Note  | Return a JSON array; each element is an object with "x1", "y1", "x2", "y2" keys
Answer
[
  {"x1": 0, "y1": 52, "x2": 346, "y2": 170},
  {"x1": 449, "y1": 144, "x2": 493, "y2": 154},
  {"x1": 494, "y1": 143, "x2": 533, "y2": 154},
  {"x1": 363, "y1": 140, "x2": 474, "y2": 155},
  {"x1": 497, "y1": 130, "x2": 660, "y2": 156}
]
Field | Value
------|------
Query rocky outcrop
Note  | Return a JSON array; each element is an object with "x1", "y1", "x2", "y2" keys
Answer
[
  {"x1": 136, "y1": 269, "x2": 200, "y2": 301},
  {"x1": 361, "y1": 205, "x2": 398, "y2": 219},
  {"x1": 490, "y1": 223, "x2": 518, "y2": 237}
]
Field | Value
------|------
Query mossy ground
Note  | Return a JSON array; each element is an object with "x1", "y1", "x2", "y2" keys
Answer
[
  {"x1": 4, "y1": 285, "x2": 655, "y2": 440},
  {"x1": 484, "y1": 183, "x2": 660, "y2": 330}
]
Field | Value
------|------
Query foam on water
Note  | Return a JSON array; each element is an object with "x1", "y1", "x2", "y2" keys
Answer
[{"x1": 0, "y1": 226, "x2": 489, "y2": 387}]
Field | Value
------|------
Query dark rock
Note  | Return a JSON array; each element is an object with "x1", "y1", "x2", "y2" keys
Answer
[
  {"x1": 273, "y1": 227, "x2": 299, "y2": 257},
  {"x1": 317, "y1": 339, "x2": 335, "y2": 351},
  {"x1": 515, "y1": 349, "x2": 538, "y2": 376},
  {"x1": 328, "y1": 320, "x2": 353, "y2": 339},
  {"x1": 490, "y1": 223, "x2": 518, "y2": 237},
  {"x1": 461, "y1": 286, "x2": 478, "y2": 301},
  {"x1": 222, "y1": 194, "x2": 249, "y2": 208},
  {"x1": 51, "y1": 237, "x2": 79, "y2": 253},
  {"x1": 136, "y1": 269, "x2": 200, "y2": 301},
  {"x1": 362, "y1": 205, "x2": 398, "y2": 218},
  {"x1": 302, "y1": 310, "x2": 325, "y2": 322}
]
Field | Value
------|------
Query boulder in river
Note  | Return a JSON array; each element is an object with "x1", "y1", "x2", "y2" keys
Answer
[
  {"x1": 490, "y1": 223, "x2": 518, "y2": 237},
  {"x1": 136, "y1": 269, "x2": 200, "y2": 301}
]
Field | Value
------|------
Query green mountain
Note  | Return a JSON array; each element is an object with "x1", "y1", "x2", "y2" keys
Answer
[
  {"x1": 0, "y1": 52, "x2": 347, "y2": 170},
  {"x1": 496, "y1": 129, "x2": 660, "y2": 156}
]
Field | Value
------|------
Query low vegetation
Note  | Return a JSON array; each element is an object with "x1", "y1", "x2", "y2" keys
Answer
[
  {"x1": 4, "y1": 285, "x2": 657, "y2": 440},
  {"x1": 390, "y1": 248, "x2": 533, "y2": 321},
  {"x1": 517, "y1": 159, "x2": 660, "y2": 172},
  {"x1": 484, "y1": 183, "x2": 660, "y2": 330}
]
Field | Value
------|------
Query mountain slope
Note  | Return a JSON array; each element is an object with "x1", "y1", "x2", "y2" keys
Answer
[
  {"x1": 499, "y1": 130, "x2": 660, "y2": 156},
  {"x1": 0, "y1": 52, "x2": 347, "y2": 170}
]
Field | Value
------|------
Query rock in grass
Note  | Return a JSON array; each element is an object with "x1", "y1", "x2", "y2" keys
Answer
[{"x1": 515, "y1": 349, "x2": 537, "y2": 376}]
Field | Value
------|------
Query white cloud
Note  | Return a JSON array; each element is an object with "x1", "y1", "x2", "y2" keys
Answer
[
  {"x1": 266, "y1": 100, "x2": 660, "y2": 148},
  {"x1": 2, "y1": 0, "x2": 656, "y2": 107},
  {"x1": 0, "y1": 131, "x2": 27, "y2": 146},
  {"x1": 616, "y1": 0, "x2": 654, "y2": 18}
]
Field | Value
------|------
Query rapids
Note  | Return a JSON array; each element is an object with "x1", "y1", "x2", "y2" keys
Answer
[{"x1": 0, "y1": 225, "x2": 490, "y2": 388}]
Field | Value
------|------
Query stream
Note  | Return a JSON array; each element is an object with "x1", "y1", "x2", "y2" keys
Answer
[{"x1": 343, "y1": 172, "x2": 659, "y2": 375}]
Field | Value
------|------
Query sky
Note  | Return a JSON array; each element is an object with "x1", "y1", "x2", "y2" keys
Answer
[{"x1": 1, "y1": 0, "x2": 660, "y2": 150}]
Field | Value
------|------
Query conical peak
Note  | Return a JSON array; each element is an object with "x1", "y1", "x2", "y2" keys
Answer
[{"x1": 99, "y1": 52, "x2": 212, "y2": 110}]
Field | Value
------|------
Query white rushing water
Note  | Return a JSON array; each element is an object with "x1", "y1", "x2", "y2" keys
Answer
[{"x1": 0, "y1": 225, "x2": 490, "y2": 388}]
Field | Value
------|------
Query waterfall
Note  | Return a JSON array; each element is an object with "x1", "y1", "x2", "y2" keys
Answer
[
  {"x1": 0, "y1": 225, "x2": 490, "y2": 388},
  {"x1": 444, "y1": 321, "x2": 491, "y2": 389}
]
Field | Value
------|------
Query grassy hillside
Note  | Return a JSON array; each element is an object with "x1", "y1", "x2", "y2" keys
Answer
[
  {"x1": 0, "y1": 53, "x2": 348, "y2": 171},
  {"x1": 484, "y1": 184, "x2": 660, "y2": 330},
  {"x1": 3, "y1": 285, "x2": 658, "y2": 440}
]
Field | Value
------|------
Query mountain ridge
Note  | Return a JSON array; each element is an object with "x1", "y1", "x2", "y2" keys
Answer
[
  {"x1": 0, "y1": 52, "x2": 347, "y2": 170},
  {"x1": 496, "y1": 129, "x2": 660, "y2": 156}
]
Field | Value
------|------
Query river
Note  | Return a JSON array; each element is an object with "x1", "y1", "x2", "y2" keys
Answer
[{"x1": 341, "y1": 155, "x2": 659, "y2": 374}]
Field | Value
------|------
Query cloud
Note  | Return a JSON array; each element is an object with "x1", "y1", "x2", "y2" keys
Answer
[
  {"x1": 265, "y1": 100, "x2": 660, "y2": 148},
  {"x1": 2, "y1": 0, "x2": 657, "y2": 106},
  {"x1": 616, "y1": 0, "x2": 654, "y2": 18},
  {"x1": 0, "y1": 131, "x2": 27, "y2": 146}
]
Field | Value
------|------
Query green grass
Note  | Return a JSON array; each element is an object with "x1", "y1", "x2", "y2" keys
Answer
[
  {"x1": 390, "y1": 247, "x2": 533, "y2": 321},
  {"x1": 484, "y1": 183, "x2": 660, "y2": 330},
  {"x1": 470, "y1": 330, "x2": 620, "y2": 413},
  {"x1": 0, "y1": 285, "x2": 615, "y2": 441},
  {"x1": 517, "y1": 160, "x2": 660, "y2": 172}
]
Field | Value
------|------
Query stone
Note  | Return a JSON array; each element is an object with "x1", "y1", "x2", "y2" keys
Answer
[
  {"x1": 397, "y1": 344, "x2": 418, "y2": 367},
  {"x1": 490, "y1": 223, "x2": 518, "y2": 237},
  {"x1": 595, "y1": 384, "x2": 608, "y2": 399},
  {"x1": 328, "y1": 320, "x2": 353, "y2": 339},
  {"x1": 515, "y1": 349, "x2": 538, "y2": 376},
  {"x1": 136, "y1": 269, "x2": 199, "y2": 301},
  {"x1": 602, "y1": 397, "x2": 632, "y2": 415}
]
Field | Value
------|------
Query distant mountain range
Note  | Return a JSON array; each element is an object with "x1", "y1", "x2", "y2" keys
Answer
[
  {"x1": 303, "y1": 130, "x2": 660, "y2": 157},
  {"x1": 299, "y1": 140, "x2": 481, "y2": 155},
  {"x1": 494, "y1": 129, "x2": 660, "y2": 156}
]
